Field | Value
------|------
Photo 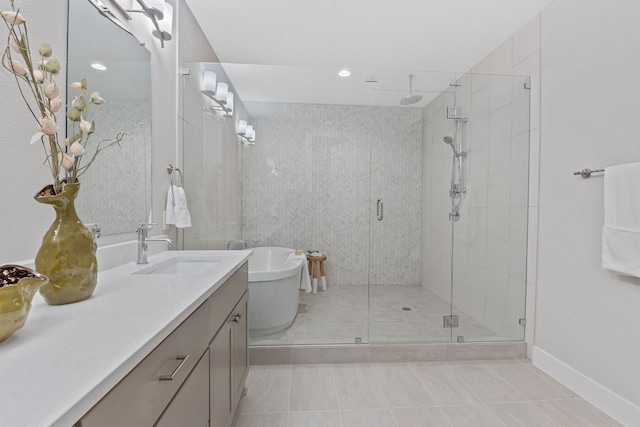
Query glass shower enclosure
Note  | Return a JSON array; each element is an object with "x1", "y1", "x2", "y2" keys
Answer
[{"x1": 179, "y1": 63, "x2": 530, "y2": 346}]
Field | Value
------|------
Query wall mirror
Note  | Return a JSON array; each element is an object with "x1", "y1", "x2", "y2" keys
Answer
[{"x1": 67, "y1": 0, "x2": 152, "y2": 236}]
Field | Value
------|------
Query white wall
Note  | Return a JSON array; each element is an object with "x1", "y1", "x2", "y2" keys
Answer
[
  {"x1": 535, "y1": 0, "x2": 640, "y2": 419},
  {"x1": 0, "y1": 1, "x2": 69, "y2": 262}
]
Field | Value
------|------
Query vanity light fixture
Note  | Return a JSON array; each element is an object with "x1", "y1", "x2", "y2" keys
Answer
[
  {"x1": 338, "y1": 69, "x2": 351, "y2": 77},
  {"x1": 91, "y1": 62, "x2": 107, "y2": 71},
  {"x1": 237, "y1": 120, "x2": 256, "y2": 145},
  {"x1": 127, "y1": 0, "x2": 173, "y2": 47},
  {"x1": 151, "y1": 3, "x2": 173, "y2": 42},
  {"x1": 201, "y1": 72, "x2": 233, "y2": 117}
]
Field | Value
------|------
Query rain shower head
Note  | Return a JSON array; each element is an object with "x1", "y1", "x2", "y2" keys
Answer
[
  {"x1": 399, "y1": 74, "x2": 423, "y2": 106},
  {"x1": 400, "y1": 94, "x2": 423, "y2": 106}
]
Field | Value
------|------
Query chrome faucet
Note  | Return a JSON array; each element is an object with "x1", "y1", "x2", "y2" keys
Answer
[
  {"x1": 137, "y1": 223, "x2": 174, "y2": 264},
  {"x1": 227, "y1": 240, "x2": 247, "y2": 250},
  {"x1": 85, "y1": 223, "x2": 102, "y2": 239}
]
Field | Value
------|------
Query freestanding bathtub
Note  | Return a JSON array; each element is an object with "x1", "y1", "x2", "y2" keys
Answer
[{"x1": 248, "y1": 247, "x2": 304, "y2": 336}]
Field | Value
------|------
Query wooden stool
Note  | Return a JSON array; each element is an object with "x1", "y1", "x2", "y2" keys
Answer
[{"x1": 306, "y1": 254, "x2": 327, "y2": 295}]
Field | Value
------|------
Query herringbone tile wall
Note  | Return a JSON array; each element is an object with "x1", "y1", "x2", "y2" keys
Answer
[
  {"x1": 243, "y1": 102, "x2": 422, "y2": 286},
  {"x1": 74, "y1": 100, "x2": 152, "y2": 235}
]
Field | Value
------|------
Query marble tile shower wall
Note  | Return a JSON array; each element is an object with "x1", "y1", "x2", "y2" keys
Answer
[
  {"x1": 243, "y1": 102, "x2": 423, "y2": 286},
  {"x1": 75, "y1": 100, "x2": 151, "y2": 235},
  {"x1": 422, "y1": 73, "x2": 530, "y2": 340}
]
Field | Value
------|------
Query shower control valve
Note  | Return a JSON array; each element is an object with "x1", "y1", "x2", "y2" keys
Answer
[
  {"x1": 449, "y1": 207, "x2": 460, "y2": 222},
  {"x1": 450, "y1": 184, "x2": 466, "y2": 200}
]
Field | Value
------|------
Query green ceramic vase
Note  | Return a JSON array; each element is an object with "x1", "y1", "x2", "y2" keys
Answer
[{"x1": 34, "y1": 182, "x2": 98, "y2": 305}]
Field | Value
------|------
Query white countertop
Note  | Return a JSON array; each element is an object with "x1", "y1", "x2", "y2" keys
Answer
[{"x1": 0, "y1": 250, "x2": 251, "y2": 427}]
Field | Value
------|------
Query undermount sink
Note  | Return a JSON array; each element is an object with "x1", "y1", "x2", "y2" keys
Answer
[{"x1": 134, "y1": 257, "x2": 223, "y2": 275}]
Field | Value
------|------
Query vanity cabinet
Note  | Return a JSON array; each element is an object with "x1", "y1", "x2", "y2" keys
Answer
[
  {"x1": 210, "y1": 292, "x2": 249, "y2": 427},
  {"x1": 76, "y1": 263, "x2": 248, "y2": 427},
  {"x1": 232, "y1": 292, "x2": 249, "y2": 408}
]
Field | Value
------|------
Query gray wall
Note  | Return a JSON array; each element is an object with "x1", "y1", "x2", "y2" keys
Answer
[{"x1": 536, "y1": 0, "x2": 640, "y2": 418}]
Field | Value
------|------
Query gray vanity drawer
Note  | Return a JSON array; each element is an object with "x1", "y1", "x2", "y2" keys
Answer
[{"x1": 78, "y1": 297, "x2": 210, "y2": 427}]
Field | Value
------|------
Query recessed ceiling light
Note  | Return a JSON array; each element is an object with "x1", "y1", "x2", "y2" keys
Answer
[
  {"x1": 338, "y1": 69, "x2": 351, "y2": 77},
  {"x1": 91, "y1": 62, "x2": 107, "y2": 71}
]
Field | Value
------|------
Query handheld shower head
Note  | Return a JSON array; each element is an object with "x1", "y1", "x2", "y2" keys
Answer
[{"x1": 443, "y1": 135, "x2": 455, "y2": 149}]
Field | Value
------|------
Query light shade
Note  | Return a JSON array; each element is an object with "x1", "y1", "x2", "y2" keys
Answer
[
  {"x1": 245, "y1": 125, "x2": 255, "y2": 141},
  {"x1": 238, "y1": 120, "x2": 247, "y2": 134},
  {"x1": 215, "y1": 82, "x2": 228, "y2": 105},
  {"x1": 152, "y1": 3, "x2": 173, "y2": 41},
  {"x1": 226, "y1": 92, "x2": 234, "y2": 117},
  {"x1": 202, "y1": 71, "x2": 217, "y2": 98},
  {"x1": 145, "y1": 0, "x2": 164, "y2": 19}
]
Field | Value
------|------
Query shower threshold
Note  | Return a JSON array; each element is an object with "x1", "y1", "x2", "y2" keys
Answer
[{"x1": 249, "y1": 341, "x2": 527, "y2": 365}]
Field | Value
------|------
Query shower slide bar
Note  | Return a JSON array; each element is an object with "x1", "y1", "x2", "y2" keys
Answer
[{"x1": 573, "y1": 168, "x2": 605, "y2": 179}]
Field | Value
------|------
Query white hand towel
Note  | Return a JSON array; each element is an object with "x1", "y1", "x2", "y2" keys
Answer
[
  {"x1": 173, "y1": 186, "x2": 192, "y2": 228},
  {"x1": 285, "y1": 252, "x2": 312, "y2": 293},
  {"x1": 165, "y1": 185, "x2": 177, "y2": 225},
  {"x1": 602, "y1": 162, "x2": 640, "y2": 277}
]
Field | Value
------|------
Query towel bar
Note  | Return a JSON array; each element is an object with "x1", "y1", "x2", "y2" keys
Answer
[{"x1": 573, "y1": 168, "x2": 604, "y2": 179}]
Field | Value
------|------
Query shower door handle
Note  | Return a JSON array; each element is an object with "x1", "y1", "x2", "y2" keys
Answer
[{"x1": 376, "y1": 199, "x2": 384, "y2": 221}]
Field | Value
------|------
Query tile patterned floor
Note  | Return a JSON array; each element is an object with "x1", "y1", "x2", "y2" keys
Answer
[
  {"x1": 250, "y1": 285, "x2": 517, "y2": 346},
  {"x1": 232, "y1": 359, "x2": 622, "y2": 427}
]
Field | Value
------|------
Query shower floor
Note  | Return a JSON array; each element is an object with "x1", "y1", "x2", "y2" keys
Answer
[{"x1": 249, "y1": 284, "x2": 515, "y2": 346}]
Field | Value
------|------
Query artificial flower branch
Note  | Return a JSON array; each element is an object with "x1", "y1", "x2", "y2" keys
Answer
[{"x1": 2, "y1": 4, "x2": 125, "y2": 195}]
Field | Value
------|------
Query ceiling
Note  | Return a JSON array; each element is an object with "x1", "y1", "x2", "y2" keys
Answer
[{"x1": 184, "y1": 0, "x2": 553, "y2": 108}]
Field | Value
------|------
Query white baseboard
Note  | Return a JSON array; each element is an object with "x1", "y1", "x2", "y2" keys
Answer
[{"x1": 532, "y1": 346, "x2": 640, "y2": 427}]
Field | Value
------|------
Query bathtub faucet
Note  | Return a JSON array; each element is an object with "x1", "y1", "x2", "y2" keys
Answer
[{"x1": 227, "y1": 240, "x2": 247, "y2": 250}]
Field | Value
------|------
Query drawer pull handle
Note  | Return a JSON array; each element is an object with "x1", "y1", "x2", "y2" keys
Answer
[
  {"x1": 159, "y1": 355, "x2": 189, "y2": 381},
  {"x1": 231, "y1": 313, "x2": 242, "y2": 323}
]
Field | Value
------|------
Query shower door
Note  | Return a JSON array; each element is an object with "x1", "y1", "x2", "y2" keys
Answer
[
  {"x1": 368, "y1": 71, "x2": 531, "y2": 344},
  {"x1": 367, "y1": 73, "x2": 451, "y2": 344},
  {"x1": 237, "y1": 71, "x2": 376, "y2": 346},
  {"x1": 449, "y1": 73, "x2": 530, "y2": 342}
]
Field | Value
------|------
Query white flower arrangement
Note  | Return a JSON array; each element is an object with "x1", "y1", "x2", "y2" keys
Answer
[{"x1": 2, "y1": 3, "x2": 125, "y2": 195}]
